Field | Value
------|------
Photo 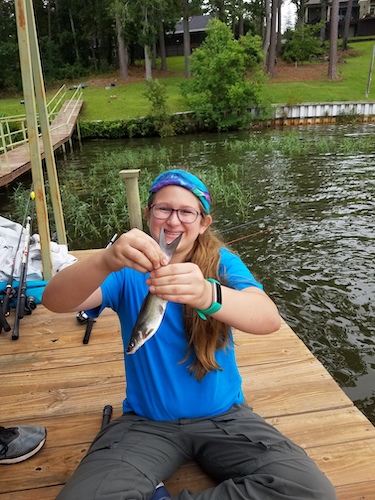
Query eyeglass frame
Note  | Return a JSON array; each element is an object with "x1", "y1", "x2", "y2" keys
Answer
[{"x1": 150, "y1": 203, "x2": 202, "y2": 224}]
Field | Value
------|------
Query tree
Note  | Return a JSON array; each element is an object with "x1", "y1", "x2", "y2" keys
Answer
[
  {"x1": 342, "y1": 0, "x2": 353, "y2": 51},
  {"x1": 328, "y1": 0, "x2": 339, "y2": 79},
  {"x1": 0, "y1": 0, "x2": 21, "y2": 92},
  {"x1": 181, "y1": 19, "x2": 263, "y2": 130}
]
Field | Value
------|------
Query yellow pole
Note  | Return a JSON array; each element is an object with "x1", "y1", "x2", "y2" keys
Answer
[
  {"x1": 119, "y1": 170, "x2": 143, "y2": 230},
  {"x1": 25, "y1": 0, "x2": 67, "y2": 246},
  {"x1": 14, "y1": 0, "x2": 53, "y2": 279}
]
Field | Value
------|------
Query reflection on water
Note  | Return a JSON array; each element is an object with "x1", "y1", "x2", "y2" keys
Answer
[{"x1": 1, "y1": 123, "x2": 374, "y2": 424}]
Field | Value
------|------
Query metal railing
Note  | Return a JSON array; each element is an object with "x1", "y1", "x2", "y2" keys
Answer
[{"x1": 0, "y1": 84, "x2": 83, "y2": 171}]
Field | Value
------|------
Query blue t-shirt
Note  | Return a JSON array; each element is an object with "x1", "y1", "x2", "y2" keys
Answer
[{"x1": 96, "y1": 247, "x2": 263, "y2": 421}]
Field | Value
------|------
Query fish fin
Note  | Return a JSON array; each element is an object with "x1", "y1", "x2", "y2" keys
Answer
[
  {"x1": 159, "y1": 226, "x2": 167, "y2": 252},
  {"x1": 158, "y1": 227, "x2": 182, "y2": 259},
  {"x1": 143, "y1": 327, "x2": 155, "y2": 339},
  {"x1": 165, "y1": 234, "x2": 182, "y2": 258}
]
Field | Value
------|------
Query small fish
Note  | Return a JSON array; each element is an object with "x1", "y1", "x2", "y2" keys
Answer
[{"x1": 126, "y1": 228, "x2": 182, "y2": 354}]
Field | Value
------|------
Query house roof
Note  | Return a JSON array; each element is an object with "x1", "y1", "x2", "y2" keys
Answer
[{"x1": 174, "y1": 15, "x2": 213, "y2": 35}]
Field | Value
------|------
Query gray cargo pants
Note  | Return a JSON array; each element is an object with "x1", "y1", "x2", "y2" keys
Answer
[{"x1": 57, "y1": 403, "x2": 337, "y2": 500}]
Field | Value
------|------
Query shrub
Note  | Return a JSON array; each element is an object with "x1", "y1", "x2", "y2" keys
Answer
[
  {"x1": 282, "y1": 24, "x2": 325, "y2": 64},
  {"x1": 181, "y1": 19, "x2": 264, "y2": 131}
]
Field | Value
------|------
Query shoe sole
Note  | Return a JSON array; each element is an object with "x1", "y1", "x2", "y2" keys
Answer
[{"x1": 0, "y1": 437, "x2": 46, "y2": 465}]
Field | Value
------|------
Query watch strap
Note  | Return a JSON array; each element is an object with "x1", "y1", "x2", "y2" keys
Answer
[{"x1": 196, "y1": 279, "x2": 222, "y2": 320}]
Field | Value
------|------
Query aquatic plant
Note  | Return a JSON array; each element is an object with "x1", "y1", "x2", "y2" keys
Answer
[
  {"x1": 222, "y1": 131, "x2": 375, "y2": 156},
  {"x1": 6, "y1": 149, "x2": 251, "y2": 249}
]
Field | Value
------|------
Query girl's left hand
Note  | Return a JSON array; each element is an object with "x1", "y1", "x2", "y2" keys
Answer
[{"x1": 146, "y1": 262, "x2": 212, "y2": 310}]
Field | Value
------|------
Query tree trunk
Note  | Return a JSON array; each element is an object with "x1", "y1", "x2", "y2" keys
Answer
[
  {"x1": 47, "y1": 0, "x2": 52, "y2": 41},
  {"x1": 239, "y1": 13, "x2": 244, "y2": 37},
  {"x1": 263, "y1": 0, "x2": 271, "y2": 68},
  {"x1": 159, "y1": 21, "x2": 167, "y2": 71},
  {"x1": 144, "y1": 45, "x2": 152, "y2": 79},
  {"x1": 276, "y1": 0, "x2": 282, "y2": 56},
  {"x1": 69, "y1": 9, "x2": 80, "y2": 62},
  {"x1": 267, "y1": 0, "x2": 278, "y2": 76},
  {"x1": 152, "y1": 41, "x2": 157, "y2": 69},
  {"x1": 328, "y1": 0, "x2": 339, "y2": 79},
  {"x1": 115, "y1": 14, "x2": 128, "y2": 78},
  {"x1": 182, "y1": 0, "x2": 190, "y2": 78},
  {"x1": 320, "y1": 0, "x2": 328, "y2": 42},
  {"x1": 342, "y1": 0, "x2": 353, "y2": 51}
]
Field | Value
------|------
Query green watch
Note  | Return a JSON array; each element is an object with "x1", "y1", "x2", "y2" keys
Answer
[{"x1": 196, "y1": 278, "x2": 222, "y2": 320}]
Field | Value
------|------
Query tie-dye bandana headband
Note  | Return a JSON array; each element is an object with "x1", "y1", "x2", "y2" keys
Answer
[{"x1": 148, "y1": 170, "x2": 211, "y2": 214}]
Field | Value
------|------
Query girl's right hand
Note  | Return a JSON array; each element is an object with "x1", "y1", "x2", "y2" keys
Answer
[{"x1": 103, "y1": 228, "x2": 168, "y2": 274}]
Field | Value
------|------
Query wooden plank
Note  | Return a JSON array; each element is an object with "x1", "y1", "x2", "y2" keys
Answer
[
  {"x1": 268, "y1": 406, "x2": 375, "y2": 449},
  {"x1": 241, "y1": 358, "x2": 353, "y2": 417},
  {"x1": 0, "y1": 486, "x2": 63, "y2": 500},
  {"x1": 234, "y1": 324, "x2": 316, "y2": 367},
  {"x1": 0, "y1": 341, "x2": 124, "y2": 374},
  {"x1": 307, "y1": 438, "x2": 375, "y2": 487},
  {"x1": 0, "y1": 308, "x2": 120, "y2": 356},
  {"x1": 2, "y1": 375, "x2": 125, "y2": 422},
  {"x1": 335, "y1": 481, "x2": 375, "y2": 499}
]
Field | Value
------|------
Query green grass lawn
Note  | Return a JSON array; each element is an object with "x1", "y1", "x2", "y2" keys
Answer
[{"x1": 1, "y1": 41, "x2": 375, "y2": 121}]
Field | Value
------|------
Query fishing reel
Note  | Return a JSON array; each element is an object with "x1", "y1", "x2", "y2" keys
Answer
[
  {"x1": 24, "y1": 296, "x2": 37, "y2": 315},
  {"x1": 76, "y1": 311, "x2": 89, "y2": 324}
]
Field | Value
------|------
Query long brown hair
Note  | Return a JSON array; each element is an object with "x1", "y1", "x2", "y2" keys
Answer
[{"x1": 183, "y1": 223, "x2": 231, "y2": 381}]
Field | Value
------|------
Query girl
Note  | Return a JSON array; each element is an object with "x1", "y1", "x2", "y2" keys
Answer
[{"x1": 43, "y1": 170, "x2": 337, "y2": 500}]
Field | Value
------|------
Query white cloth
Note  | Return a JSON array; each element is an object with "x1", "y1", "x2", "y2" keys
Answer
[{"x1": 0, "y1": 216, "x2": 77, "y2": 281}]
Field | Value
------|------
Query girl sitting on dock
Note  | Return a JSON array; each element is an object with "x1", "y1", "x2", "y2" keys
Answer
[{"x1": 43, "y1": 170, "x2": 337, "y2": 500}]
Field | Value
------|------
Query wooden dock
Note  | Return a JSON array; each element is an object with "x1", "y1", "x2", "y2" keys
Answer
[
  {"x1": 1, "y1": 249, "x2": 375, "y2": 498},
  {"x1": 0, "y1": 99, "x2": 83, "y2": 187}
]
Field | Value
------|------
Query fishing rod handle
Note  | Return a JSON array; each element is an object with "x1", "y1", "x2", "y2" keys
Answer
[
  {"x1": 82, "y1": 318, "x2": 94, "y2": 344},
  {"x1": 12, "y1": 320, "x2": 20, "y2": 340},
  {"x1": 0, "y1": 305, "x2": 11, "y2": 333},
  {"x1": 101, "y1": 405, "x2": 113, "y2": 429}
]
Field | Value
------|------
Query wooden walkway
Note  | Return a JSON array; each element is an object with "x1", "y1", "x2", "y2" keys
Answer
[
  {"x1": 1, "y1": 249, "x2": 375, "y2": 498},
  {"x1": 0, "y1": 99, "x2": 83, "y2": 187}
]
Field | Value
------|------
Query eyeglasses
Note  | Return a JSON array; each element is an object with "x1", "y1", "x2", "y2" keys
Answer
[{"x1": 150, "y1": 204, "x2": 201, "y2": 224}]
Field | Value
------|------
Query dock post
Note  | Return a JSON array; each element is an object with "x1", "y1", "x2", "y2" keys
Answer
[
  {"x1": 0, "y1": 121, "x2": 9, "y2": 172},
  {"x1": 25, "y1": 0, "x2": 67, "y2": 247},
  {"x1": 14, "y1": 0, "x2": 53, "y2": 279},
  {"x1": 119, "y1": 169, "x2": 143, "y2": 230},
  {"x1": 76, "y1": 121, "x2": 82, "y2": 148}
]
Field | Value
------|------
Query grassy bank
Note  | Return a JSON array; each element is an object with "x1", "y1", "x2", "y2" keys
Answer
[{"x1": 0, "y1": 42, "x2": 374, "y2": 121}]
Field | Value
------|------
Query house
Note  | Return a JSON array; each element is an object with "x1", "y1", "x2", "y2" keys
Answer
[
  {"x1": 165, "y1": 15, "x2": 213, "y2": 57},
  {"x1": 304, "y1": 0, "x2": 360, "y2": 37},
  {"x1": 304, "y1": 0, "x2": 375, "y2": 37}
]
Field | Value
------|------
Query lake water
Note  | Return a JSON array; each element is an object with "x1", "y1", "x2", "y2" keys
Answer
[{"x1": 1, "y1": 123, "x2": 374, "y2": 425}]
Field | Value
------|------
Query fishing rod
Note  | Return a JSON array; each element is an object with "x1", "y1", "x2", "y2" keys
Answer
[
  {"x1": 77, "y1": 233, "x2": 118, "y2": 345},
  {"x1": 0, "y1": 188, "x2": 35, "y2": 334},
  {"x1": 12, "y1": 216, "x2": 32, "y2": 341},
  {"x1": 220, "y1": 215, "x2": 276, "y2": 234}
]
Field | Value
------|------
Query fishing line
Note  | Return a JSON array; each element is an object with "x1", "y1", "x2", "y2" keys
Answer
[{"x1": 227, "y1": 224, "x2": 289, "y2": 245}]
